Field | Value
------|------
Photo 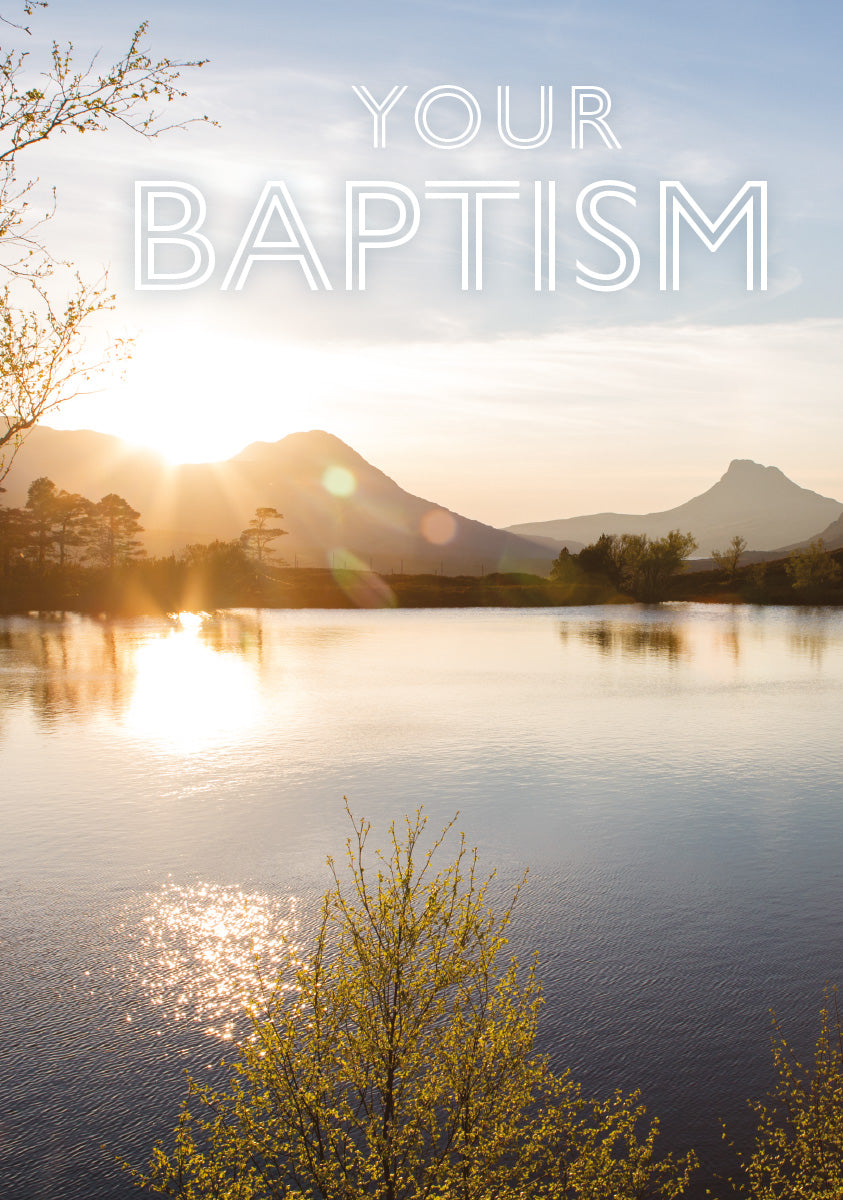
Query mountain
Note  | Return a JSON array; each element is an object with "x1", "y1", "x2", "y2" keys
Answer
[
  {"x1": 2, "y1": 427, "x2": 568, "y2": 574},
  {"x1": 506, "y1": 460, "x2": 843, "y2": 554},
  {"x1": 775, "y1": 511, "x2": 843, "y2": 554},
  {"x1": 808, "y1": 513, "x2": 843, "y2": 551}
]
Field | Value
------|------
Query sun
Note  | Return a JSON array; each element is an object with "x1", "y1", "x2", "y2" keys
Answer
[
  {"x1": 62, "y1": 324, "x2": 352, "y2": 465},
  {"x1": 118, "y1": 327, "x2": 269, "y2": 463}
]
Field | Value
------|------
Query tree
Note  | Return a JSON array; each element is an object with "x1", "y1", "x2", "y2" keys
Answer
[
  {"x1": 23, "y1": 472, "x2": 56, "y2": 566},
  {"x1": 51, "y1": 488, "x2": 92, "y2": 566},
  {"x1": 785, "y1": 539, "x2": 842, "y2": 597},
  {"x1": 711, "y1": 535, "x2": 747, "y2": 580},
  {"x1": 549, "y1": 545, "x2": 573, "y2": 580},
  {"x1": 91, "y1": 492, "x2": 144, "y2": 568},
  {"x1": 629, "y1": 530, "x2": 697, "y2": 603},
  {"x1": 181, "y1": 539, "x2": 256, "y2": 604},
  {"x1": 134, "y1": 809, "x2": 696, "y2": 1200},
  {"x1": 0, "y1": 481, "x2": 23, "y2": 572},
  {"x1": 745, "y1": 561, "x2": 768, "y2": 600},
  {"x1": 728, "y1": 992, "x2": 843, "y2": 1200},
  {"x1": 241, "y1": 506, "x2": 288, "y2": 565},
  {"x1": 0, "y1": 8, "x2": 211, "y2": 481},
  {"x1": 183, "y1": 539, "x2": 253, "y2": 575},
  {"x1": 574, "y1": 530, "x2": 697, "y2": 602},
  {"x1": 13, "y1": 473, "x2": 94, "y2": 566},
  {"x1": 575, "y1": 533, "x2": 644, "y2": 590}
]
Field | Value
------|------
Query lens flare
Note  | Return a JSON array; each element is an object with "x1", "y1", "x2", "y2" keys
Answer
[
  {"x1": 322, "y1": 465, "x2": 357, "y2": 497},
  {"x1": 420, "y1": 508, "x2": 457, "y2": 545},
  {"x1": 330, "y1": 550, "x2": 397, "y2": 608}
]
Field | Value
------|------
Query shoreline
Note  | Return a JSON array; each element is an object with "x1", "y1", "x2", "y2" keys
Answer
[{"x1": 2, "y1": 557, "x2": 843, "y2": 617}]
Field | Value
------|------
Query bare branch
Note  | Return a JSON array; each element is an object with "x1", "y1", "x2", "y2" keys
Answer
[
  {"x1": 0, "y1": 273, "x2": 127, "y2": 482},
  {"x1": 0, "y1": 9, "x2": 212, "y2": 471}
]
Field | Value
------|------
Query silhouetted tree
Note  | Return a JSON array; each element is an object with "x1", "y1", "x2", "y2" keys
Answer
[
  {"x1": 91, "y1": 493, "x2": 144, "y2": 568},
  {"x1": 631, "y1": 530, "x2": 697, "y2": 602},
  {"x1": 711, "y1": 534, "x2": 747, "y2": 579},
  {"x1": 8, "y1": 475, "x2": 96, "y2": 568},
  {"x1": 181, "y1": 539, "x2": 255, "y2": 603},
  {"x1": 241, "y1": 506, "x2": 287, "y2": 565},
  {"x1": 52, "y1": 490, "x2": 93, "y2": 567},
  {"x1": 575, "y1": 532, "x2": 621, "y2": 585},
  {"x1": 575, "y1": 533, "x2": 650, "y2": 591},
  {"x1": 183, "y1": 540, "x2": 251, "y2": 571},
  {"x1": 0, "y1": 488, "x2": 24, "y2": 574},
  {"x1": 575, "y1": 530, "x2": 697, "y2": 602},
  {"x1": 23, "y1": 475, "x2": 58, "y2": 566},
  {"x1": 549, "y1": 545, "x2": 572, "y2": 580}
]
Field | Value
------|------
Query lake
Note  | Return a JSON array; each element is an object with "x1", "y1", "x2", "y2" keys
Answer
[{"x1": 1, "y1": 604, "x2": 842, "y2": 1198}]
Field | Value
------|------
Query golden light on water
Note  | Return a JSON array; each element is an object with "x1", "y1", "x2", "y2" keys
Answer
[
  {"x1": 175, "y1": 611, "x2": 205, "y2": 631},
  {"x1": 122, "y1": 614, "x2": 260, "y2": 751},
  {"x1": 129, "y1": 882, "x2": 301, "y2": 1040}
]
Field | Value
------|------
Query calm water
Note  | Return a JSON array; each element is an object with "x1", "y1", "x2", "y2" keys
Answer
[{"x1": 1, "y1": 605, "x2": 842, "y2": 1198}]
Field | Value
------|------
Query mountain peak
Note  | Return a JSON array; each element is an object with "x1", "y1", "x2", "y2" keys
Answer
[
  {"x1": 234, "y1": 429, "x2": 356, "y2": 458},
  {"x1": 716, "y1": 459, "x2": 811, "y2": 498},
  {"x1": 508, "y1": 458, "x2": 843, "y2": 552},
  {"x1": 726, "y1": 458, "x2": 761, "y2": 472},
  {"x1": 723, "y1": 458, "x2": 784, "y2": 479}
]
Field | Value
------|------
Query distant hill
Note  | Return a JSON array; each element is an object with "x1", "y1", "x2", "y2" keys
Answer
[
  {"x1": 2, "y1": 427, "x2": 570, "y2": 575},
  {"x1": 507, "y1": 459, "x2": 843, "y2": 554},
  {"x1": 783, "y1": 511, "x2": 843, "y2": 553}
]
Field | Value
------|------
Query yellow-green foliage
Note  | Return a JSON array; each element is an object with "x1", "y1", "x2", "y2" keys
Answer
[
  {"x1": 785, "y1": 540, "x2": 843, "y2": 593},
  {"x1": 131, "y1": 808, "x2": 696, "y2": 1199},
  {"x1": 730, "y1": 993, "x2": 843, "y2": 1200}
]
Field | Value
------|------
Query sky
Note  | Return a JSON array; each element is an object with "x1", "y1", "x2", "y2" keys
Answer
[{"x1": 7, "y1": 0, "x2": 843, "y2": 525}]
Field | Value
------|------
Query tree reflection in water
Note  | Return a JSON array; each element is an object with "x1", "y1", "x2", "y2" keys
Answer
[{"x1": 573, "y1": 618, "x2": 687, "y2": 662}]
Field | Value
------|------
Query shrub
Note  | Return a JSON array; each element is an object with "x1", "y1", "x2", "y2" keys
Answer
[{"x1": 132, "y1": 808, "x2": 696, "y2": 1199}]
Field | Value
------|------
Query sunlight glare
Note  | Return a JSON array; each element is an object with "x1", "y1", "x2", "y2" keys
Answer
[
  {"x1": 83, "y1": 330, "x2": 355, "y2": 465},
  {"x1": 175, "y1": 611, "x2": 206, "y2": 631},
  {"x1": 127, "y1": 883, "x2": 301, "y2": 1040},
  {"x1": 123, "y1": 617, "x2": 260, "y2": 751}
]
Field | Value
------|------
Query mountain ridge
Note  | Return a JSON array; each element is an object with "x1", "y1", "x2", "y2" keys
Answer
[
  {"x1": 507, "y1": 458, "x2": 843, "y2": 553},
  {"x1": 1, "y1": 426, "x2": 568, "y2": 575},
  {"x1": 4, "y1": 432, "x2": 841, "y2": 569}
]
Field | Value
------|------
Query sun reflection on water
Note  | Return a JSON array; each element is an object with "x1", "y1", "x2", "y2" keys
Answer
[
  {"x1": 128, "y1": 882, "x2": 301, "y2": 1040},
  {"x1": 174, "y1": 611, "x2": 205, "y2": 631},
  {"x1": 122, "y1": 613, "x2": 260, "y2": 752}
]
